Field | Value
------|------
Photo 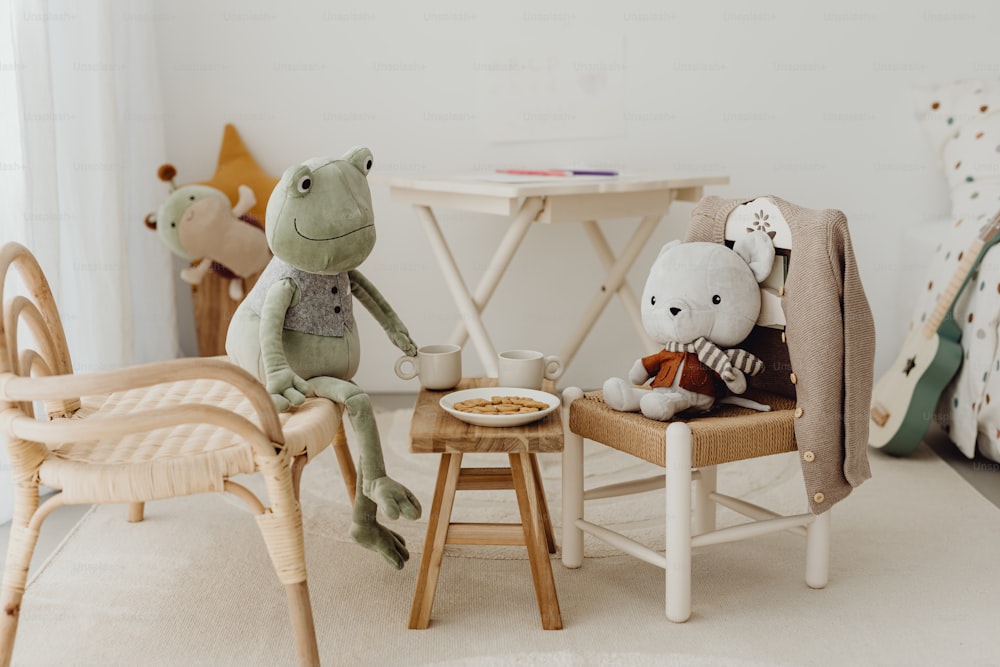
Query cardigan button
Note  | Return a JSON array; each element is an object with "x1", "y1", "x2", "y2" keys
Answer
[
  {"x1": 794, "y1": 407, "x2": 804, "y2": 418},
  {"x1": 790, "y1": 372, "x2": 798, "y2": 384},
  {"x1": 803, "y1": 451, "x2": 815, "y2": 462},
  {"x1": 781, "y1": 331, "x2": 787, "y2": 344},
  {"x1": 813, "y1": 492, "x2": 825, "y2": 504}
]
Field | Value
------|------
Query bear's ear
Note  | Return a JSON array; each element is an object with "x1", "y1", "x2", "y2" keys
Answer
[
  {"x1": 656, "y1": 239, "x2": 681, "y2": 259},
  {"x1": 732, "y1": 230, "x2": 775, "y2": 283}
]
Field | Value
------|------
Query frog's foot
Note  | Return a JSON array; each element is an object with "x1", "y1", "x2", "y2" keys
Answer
[
  {"x1": 363, "y1": 475, "x2": 422, "y2": 521},
  {"x1": 271, "y1": 393, "x2": 292, "y2": 412},
  {"x1": 349, "y1": 518, "x2": 410, "y2": 570}
]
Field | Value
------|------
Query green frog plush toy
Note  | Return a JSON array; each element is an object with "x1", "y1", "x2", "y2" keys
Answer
[{"x1": 226, "y1": 148, "x2": 420, "y2": 569}]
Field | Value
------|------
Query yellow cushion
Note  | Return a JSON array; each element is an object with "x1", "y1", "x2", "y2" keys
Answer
[{"x1": 198, "y1": 123, "x2": 278, "y2": 224}]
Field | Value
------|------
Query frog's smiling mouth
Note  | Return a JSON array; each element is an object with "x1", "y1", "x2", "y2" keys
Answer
[{"x1": 293, "y1": 219, "x2": 374, "y2": 241}]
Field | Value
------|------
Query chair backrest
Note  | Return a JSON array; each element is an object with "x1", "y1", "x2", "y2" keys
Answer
[
  {"x1": 721, "y1": 198, "x2": 795, "y2": 398},
  {"x1": 0, "y1": 242, "x2": 78, "y2": 418},
  {"x1": 723, "y1": 197, "x2": 791, "y2": 330}
]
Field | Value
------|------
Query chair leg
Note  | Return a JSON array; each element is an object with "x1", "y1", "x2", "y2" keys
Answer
[
  {"x1": 665, "y1": 422, "x2": 693, "y2": 623},
  {"x1": 331, "y1": 418, "x2": 357, "y2": 505},
  {"x1": 256, "y1": 466, "x2": 319, "y2": 666},
  {"x1": 0, "y1": 489, "x2": 41, "y2": 667},
  {"x1": 805, "y1": 509, "x2": 831, "y2": 589},
  {"x1": 291, "y1": 455, "x2": 308, "y2": 503},
  {"x1": 127, "y1": 502, "x2": 145, "y2": 523},
  {"x1": 561, "y1": 387, "x2": 585, "y2": 569},
  {"x1": 285, "y1": 581, "x2": 320, "y2": 667},
  {"x1": 692, "y1": 465, "x2": 717, "y2": 536}
]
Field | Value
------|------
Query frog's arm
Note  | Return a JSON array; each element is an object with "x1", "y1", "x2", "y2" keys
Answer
[
  {"x1": 259, "y1": 277, "x2": 312, "y2": 410},
  {"x1": 348, "y1": 269, "x2": 417, "y2": 355}
]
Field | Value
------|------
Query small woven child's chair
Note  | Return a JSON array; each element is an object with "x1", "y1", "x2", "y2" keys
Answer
[
  {"x1": 0, "y1": 242, "x2": 360, "y2": 667},
  {"x1": 561, "y1": 196, "x2": 874, "y2": 621}
]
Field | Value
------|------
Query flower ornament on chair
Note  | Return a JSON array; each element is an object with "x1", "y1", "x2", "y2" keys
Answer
[
  {"x1": 603, "y1": 231, "x2": 775, "y2": 420},
  {"x1": 225, "y1": 148, "x2": 422, "y2": 569},
  {"x1": 144, "y1": 164, "x2": 272, "y2": 301}
]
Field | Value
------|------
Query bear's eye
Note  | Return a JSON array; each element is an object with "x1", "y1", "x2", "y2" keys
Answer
[
  {"x1": 650, "y1": 296, "x2": 656, "y2": 306},
  {"x1": 297, "y1": 175, "x2": 312, "y2": 194},
  {"x1": 712, "y1": 295, "x2": 722, "y2": 305}
]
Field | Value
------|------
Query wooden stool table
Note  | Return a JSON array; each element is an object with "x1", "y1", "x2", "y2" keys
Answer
[{"x1": 407, "y1": 378, "x2": 563, "y2": 630}]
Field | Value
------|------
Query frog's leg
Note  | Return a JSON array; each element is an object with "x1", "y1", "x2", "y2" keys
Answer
[
  {"x1": 307, "y1": 376, "x2": 421, "y2": 567},
  {"x1": 348, "y1": 466, "x2": 410, "y2": 570}
]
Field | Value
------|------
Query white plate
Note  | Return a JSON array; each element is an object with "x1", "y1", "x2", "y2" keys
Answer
[{"x1": 439, "y1": 387, "x2": 560, "y2": 428}]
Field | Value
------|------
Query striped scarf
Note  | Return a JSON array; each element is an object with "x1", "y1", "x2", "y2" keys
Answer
[{"x1": 663, "y1": 337, "x2": 764, "y2": 381}]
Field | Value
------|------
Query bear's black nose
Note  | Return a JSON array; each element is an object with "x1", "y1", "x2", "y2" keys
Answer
[{"x1": 669, "y1": 307, "x2": 681, "y2": 316}]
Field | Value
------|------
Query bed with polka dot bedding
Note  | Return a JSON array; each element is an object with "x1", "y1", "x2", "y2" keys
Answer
[{"x1": 912, "y1": 79, "x2": 1000, "y2": 462}]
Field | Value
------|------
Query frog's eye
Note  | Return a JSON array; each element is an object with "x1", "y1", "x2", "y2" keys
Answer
[
  {"x1": 345, "y1": 147, "x2": 374, "y2": 175},
  {"x1": 296, "y1": 175, "x2": 312, "y2": 194}
]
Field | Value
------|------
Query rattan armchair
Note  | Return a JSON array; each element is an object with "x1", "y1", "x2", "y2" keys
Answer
[{"x1": 0, "y1": 242, "x2": 357, "y2": 666}]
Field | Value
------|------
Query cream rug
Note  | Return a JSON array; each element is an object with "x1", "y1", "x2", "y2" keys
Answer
[{"x1": 11, "y1": 408, "x2": 1000, "y2": 666}]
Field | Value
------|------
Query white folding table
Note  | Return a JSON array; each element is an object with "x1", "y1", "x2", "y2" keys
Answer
[{"x1": 370, "y1": 172, "x2": 729, "y2": 377}]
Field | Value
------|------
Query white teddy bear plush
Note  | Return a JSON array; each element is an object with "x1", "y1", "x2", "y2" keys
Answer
[{"x1": 603, "y1": 230, "x2": 776, "y2": 421}]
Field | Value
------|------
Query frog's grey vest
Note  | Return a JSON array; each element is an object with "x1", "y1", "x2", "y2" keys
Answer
[{"x1": 245, "y1": 257, "x2": 354, "y2": 336}]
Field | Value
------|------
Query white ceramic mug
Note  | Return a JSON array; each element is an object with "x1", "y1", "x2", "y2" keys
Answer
[
  {"x1": 497, "y1": 350, "x2": 564, "y2": 390},
  {"x1": 395, "y1": 344, "x2": 462, "y2": 391}
]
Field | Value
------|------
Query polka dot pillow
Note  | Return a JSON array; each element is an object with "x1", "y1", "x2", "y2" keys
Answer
[
  {"x1": 942, "y1": 113, "x2": 1000, "y2": 216},
  {"x1": 915, "y1": 79, "x2": 1000, "y2": 216},
  {"x1": 914, "y1": 79, "x2": 1000, "y2": 157}
]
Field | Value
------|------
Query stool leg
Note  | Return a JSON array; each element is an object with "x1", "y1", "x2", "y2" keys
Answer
[
  {"x1": 510, "y1": 453, "x2": 562, "y2": 630},
  {"x1": 408, "y1": 453, "x2": 462, "y2": 629},
  {"x1": 528, "y1": 454, "x2": 556, "y2": 554}
]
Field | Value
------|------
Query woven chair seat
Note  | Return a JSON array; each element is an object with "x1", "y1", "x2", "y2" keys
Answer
[
  {"x1": 38, "y1": 377, "x2": 342, "y2": 504},
  {"x1": 569, "y1": 389, "x2": 797, "y2": 469}
]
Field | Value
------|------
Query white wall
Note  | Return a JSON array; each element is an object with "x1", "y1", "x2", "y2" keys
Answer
[{"x1": 151, "y1": 0, "x2": 999, "y2": 392}]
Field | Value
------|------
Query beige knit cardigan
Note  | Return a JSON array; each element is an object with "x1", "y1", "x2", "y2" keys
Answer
[{"x1": 686, "y1": 195, "x2": 874, "y2": 513}]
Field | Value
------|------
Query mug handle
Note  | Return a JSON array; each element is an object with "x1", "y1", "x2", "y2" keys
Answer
[
  {"x1": 543, "y1": 355, "x2": 564, "y2": 381},
  {"x1": 394, "y1": 354, "x2": 419, "y2": 380}
]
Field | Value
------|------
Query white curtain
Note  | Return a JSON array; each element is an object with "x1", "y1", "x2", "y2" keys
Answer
[{"x1": 0, "y1": 0, "x2": 178, "y2": 522}]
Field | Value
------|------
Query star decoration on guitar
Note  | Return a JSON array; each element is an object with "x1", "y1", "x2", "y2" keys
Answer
[{"x1": 903, "y1": 356, "x2": 917, "y2": 376}]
